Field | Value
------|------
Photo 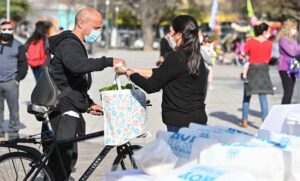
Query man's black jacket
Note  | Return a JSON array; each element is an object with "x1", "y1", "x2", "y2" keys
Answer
[{"x1": 49, "y1": 30, "x2": 113, "y2": 113}]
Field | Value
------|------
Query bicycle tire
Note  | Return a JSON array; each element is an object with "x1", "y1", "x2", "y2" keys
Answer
[
  {"x1": 0, "y1": 152, "x2": 54, "y2": 181},
  {"x1": 111, "y1": 145, "x2": 142, "y2": 171}
]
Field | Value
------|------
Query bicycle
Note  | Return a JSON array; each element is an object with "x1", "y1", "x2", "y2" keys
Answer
[{"x1": 0, "y1": 101, "x2": 150, "y2": 181}]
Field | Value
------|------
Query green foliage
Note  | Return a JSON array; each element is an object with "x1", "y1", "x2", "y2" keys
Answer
[
  {"x1": 99, "y1": 83, "x2": 134, "y2": 92},
  {"x1": 158, "y1": 3, "x2": 204, "y2": 26},
  {"x1": 118, "y1": 10, "x2": 141, "y2": 28},
  {"x1": 236, "y1": 0, "x2": 300, "y2": 21},
  {"x1": 0, "y1": 0, "x2": 30, "y2": 22}
]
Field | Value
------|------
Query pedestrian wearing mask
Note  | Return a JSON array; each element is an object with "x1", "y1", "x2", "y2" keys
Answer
[
  {"x1": 277, "y1": 19, "x2": 300, "y2": 104},
  {"x1": 0, "y1": 21, "x2": 28, "y2": 138},
  {"x1": 240, "y1": 22, "x2": 273, "y2": 128},
  {"x1": 44, "y1": 7, "x2": 125, "y2": 180},
  {"x1": 116, "y1": 15, "x2": 207, "y2": 133}
]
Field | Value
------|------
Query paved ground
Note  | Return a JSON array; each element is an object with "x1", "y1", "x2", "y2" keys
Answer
[{"x1": 1, "y1": 49, "x2": 300, "y2": 180}]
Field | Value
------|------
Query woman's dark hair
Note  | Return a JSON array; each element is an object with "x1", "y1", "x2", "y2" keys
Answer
[
  {"x1": 253, "y1": 22, "x2": 269, "y2": 36},
  {"x1": 171, "y1": 15, "x2": 201, "y2": 77},
  {"x1": 27, "y1": 21, "x2": 48, "y2": 44}
]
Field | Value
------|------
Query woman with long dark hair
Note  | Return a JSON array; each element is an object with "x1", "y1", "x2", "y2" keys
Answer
[
  {"x1": 116, "y1": 15, "x2": 207, "y2": 132},
  {"x1": 26, "y1": 21, "x2": 49, "y2": 81},
  {"x1": 240, "y1": 22, "x2": 273, "y2": 128}
]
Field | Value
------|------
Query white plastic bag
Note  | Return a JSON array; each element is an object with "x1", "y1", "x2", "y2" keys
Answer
[
  {"x1": 183, "y1": 125, "x2": 278, "y2": 148},
  {"x1": 197, "y1": 139, "x2": 300, "y2": 181},
  {"x1": 157, "y1": 130, "x2": 208, "y2": 167},
  {"x1": 258, "y1": 129, "x2": 300, "y2": 150},
  {"x1": 104, "y1": 169, "x2": 154, "y2": 181},
  {"x1": 157, "y1": 161, "x2": 258, "y2": 181},
  {"x1": 189, "y1": 123, "x2": 254, "y2": 136},
  {"x1": 132, "y1": 138, "x2": 177, "y2": 176}
]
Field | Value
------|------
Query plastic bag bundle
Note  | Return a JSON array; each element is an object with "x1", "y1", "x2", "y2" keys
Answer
[
  {"x1": 132, "y1": 138, "x2": 177, "y2": 176},
  {"x1": 157, "y1": 161, "x2": 257, "y2": 181}
]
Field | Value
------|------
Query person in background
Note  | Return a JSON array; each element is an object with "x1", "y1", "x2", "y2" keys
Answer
[
  {"x1": 277, "y1": 19, "x2": 300, "y2": 104},
  {"x1": 116, "y1": 15, "x2": 207, "y2": 133},
  {"x1": 240, "y1": 22, "x2": 273, "y2": 128},
  {"x1": 201, "y1": 35, "x2": 216, "y2": 90},
  {"x1": 0, "y1": 21, "x2": 28, "y2": 138},
  {"x1": 26, "y1": 21, "x2": 49, "y2": 81}
]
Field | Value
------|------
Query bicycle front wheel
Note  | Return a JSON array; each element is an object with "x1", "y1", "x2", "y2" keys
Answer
[
  {"x1": 111, "y1": 145, "x2": 142, "y2": 171},
  {"x1": 0, "y1": 152, "x2": 54, "y2": 181}
]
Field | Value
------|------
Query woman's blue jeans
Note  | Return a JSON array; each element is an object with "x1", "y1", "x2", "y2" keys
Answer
[
  {"x1": 242, "y1": 93, "x2": 268, "y2": 121},
  {"x1": 166, "y1": 125, "x2": 180, "y2": 133}
]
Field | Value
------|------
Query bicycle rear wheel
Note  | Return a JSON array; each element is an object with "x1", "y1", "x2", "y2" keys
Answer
[
  {"x1": 111, "y1": 145, "x2": 142, "y2": 171},
  {"x1": 0, "y1": 152, "x2": 54, "y2": 181}
]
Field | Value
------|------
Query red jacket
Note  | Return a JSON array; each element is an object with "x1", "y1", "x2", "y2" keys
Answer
[{"x1": 27, "y1": 39, "x2": 47, "y2": 68}]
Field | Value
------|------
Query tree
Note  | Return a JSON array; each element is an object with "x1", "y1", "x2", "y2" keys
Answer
[
  {"x1": 0, "y1": 0, "x2": 30, "y2": 22},
  {"x1": 235, "y1": 0, "x2": 300, "y2": 21},
  {"x1": 117, "y1": 0, "x2": 178, "y2": 50}
]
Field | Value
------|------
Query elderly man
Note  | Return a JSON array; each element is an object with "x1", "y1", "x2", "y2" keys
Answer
[
  {"x1": 0, "y1": 21, "x2": 27, "y2": 138},
  {"x1": 45, "y1": 7, "x2": 125, "y2": 180}
]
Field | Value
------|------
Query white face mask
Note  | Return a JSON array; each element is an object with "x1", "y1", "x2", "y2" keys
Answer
[
  {"x1": 165, "y1": 34, "x2": 176, "y2": 50},
  {"x1": 264, "y1": 32, "x2": 271, "y2": 39},
  {"x1": 291, "y1": 29, "x2": 297, "y2": 36}
]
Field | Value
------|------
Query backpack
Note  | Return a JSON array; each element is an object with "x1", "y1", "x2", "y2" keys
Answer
[
  {"x1": 30, "y1": 57, "x2": 72, "y2": 107},
  {"x1": 27, "y1": 39, "x2": 48, "y2": 68},
  {"x1": 287, "y1": 56, "x2": 300, "y2": 78}
]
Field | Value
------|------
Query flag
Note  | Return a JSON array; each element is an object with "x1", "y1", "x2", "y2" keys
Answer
[
  {"x1": 247, "y1": 0, "x2": 255, "y2": 18},
  {"x1": 209, "y1": 0, "x2": 218, "y2": 30}
]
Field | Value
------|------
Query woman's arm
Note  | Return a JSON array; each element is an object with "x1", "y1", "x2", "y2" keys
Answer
[
  {"x1": 130, "y1": 68, "x2": 153, "y2": 78},
  {"x1": 279, "y1": 37, "x2": 300, "y2": 57},
  {"x1": 116, "y1": 52, "x2": 184, "y2": 94}
]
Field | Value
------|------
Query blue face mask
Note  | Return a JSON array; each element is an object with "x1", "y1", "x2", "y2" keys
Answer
[{"x1": 84, "y1": 29, "x2": 101, "y2": 43}]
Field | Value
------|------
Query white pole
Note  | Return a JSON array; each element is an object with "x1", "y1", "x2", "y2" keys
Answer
[
  {"x1": 6, "y1": 0, "x2": 10, "y2": 20},
  {"x1": 105, "y1": 0, "x2": 110, "y2": 50},
  {"x1": 115, "y1": 6, "x2": 119, "y2": 47}
]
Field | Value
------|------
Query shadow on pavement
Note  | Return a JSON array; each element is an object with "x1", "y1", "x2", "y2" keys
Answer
[
  {"x1": 209, "y1": 111, "x2": 259, "y2": 129},
  {"x1": 237, "y1": 108, "x2": 261, "y2": 118}
]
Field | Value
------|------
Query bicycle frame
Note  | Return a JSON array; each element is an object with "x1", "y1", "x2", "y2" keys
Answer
[
  {"x1": 0, "y1": 129, "x2": 137, "y2": 181},
  {"x1": 0, "y1": 100, "x2": 150, "y2": 180}
]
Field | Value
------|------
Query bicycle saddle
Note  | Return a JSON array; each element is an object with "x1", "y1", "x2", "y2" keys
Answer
[{"x1": 27, "y1": 104, "x2": 49, "y2": 114}]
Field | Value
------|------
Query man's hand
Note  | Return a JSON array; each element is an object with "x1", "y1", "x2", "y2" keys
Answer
[
  {"x1": 115, "y1": 65, "x2": 127, "y2": 74},
  {"x1": 88, "y1": 104, "x2": 103, "y2": 116},
  {"x1": 113, "y1": 58, "x2": 126, "y2": 68}
]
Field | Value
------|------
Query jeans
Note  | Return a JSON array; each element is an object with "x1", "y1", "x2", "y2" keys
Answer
[
  {"x1": 242, "y1": 93, "x2": 268, "y2": 121},
  {"x1": 32, "y1": 66, "x2": 43, "y2": 82},
  {"x1": 166, "y1": 125, "x2": 180, "y2": 133},
  {"x1": 0, "y1": 80, "x2": 20, "y2": 133}
]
